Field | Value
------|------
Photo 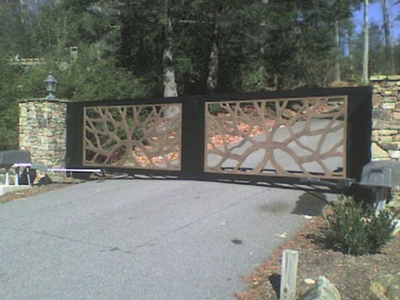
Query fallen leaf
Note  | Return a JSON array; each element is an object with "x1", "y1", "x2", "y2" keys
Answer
[{"x1": 275, "y1": 232, "x2": 287, "y2": 238}]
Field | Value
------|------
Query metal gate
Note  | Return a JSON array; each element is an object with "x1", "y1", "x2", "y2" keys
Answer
[{"x1": 66, "y1": 87, "x2": 372, "y2": 190}]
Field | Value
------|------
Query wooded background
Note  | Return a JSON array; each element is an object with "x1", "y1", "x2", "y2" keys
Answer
[{"x1": 0, "y1": 0, "x2": 398, "y2": 150}]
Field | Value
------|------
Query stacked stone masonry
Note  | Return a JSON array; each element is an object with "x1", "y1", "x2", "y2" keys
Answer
[
  {"x1": 370, "y1": 75, "x2": 400, "y2": 161},
  {"x1": 18, "y1": 99, "x2": 68, "y2": 169}
]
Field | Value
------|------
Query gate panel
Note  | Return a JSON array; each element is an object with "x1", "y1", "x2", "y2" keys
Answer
[
  {"x1": 205, "y1": 96, "x2": 347, "y2": 179},
  {"x1": 66, "y1": 86, "x2": 372, "y2": 187},
  {"x1": 83, "y1": 104, "x2": 182, "y2": 170}
]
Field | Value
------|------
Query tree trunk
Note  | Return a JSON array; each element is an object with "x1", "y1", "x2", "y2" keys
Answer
[
  {"x1": 207, "y1": 4, "x2": 223, "y2": 94},
  {"x1": 258, "y1": 46, "x2": 266, "y2": 89},
  {"x1": 361, "y1": 0, "x2": 369, "y2": 84},
  {"x1": 206, "y1": 24, "x2": 219, "y2": 93},
  {"x1": 347, "y1": 19, "x2": 354, "y2": 78},
  {"x1": 163, "y1": 1, "x2": 179, "y2": 118},
  {"x1": 163, "y1": 14, "x2": 178, "y2": 98},
  {"x1": 334, "y1": 20, "x2": 341, "y2": 82},
  {"x1": 381, "y1": 0, "x2": 395, "y2": 75}
]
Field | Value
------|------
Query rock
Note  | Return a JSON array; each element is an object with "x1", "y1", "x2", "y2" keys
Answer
[
  {"x1": 384, "y1": 90, "x2": 394, "y2": 96},
  {"x1": 370, "y1": 75, "x2": 388, "y2": 81},
  {"x1": 379, "y1": 136, "x2": 396, "y2": 142},
  {"x1": 384, "y1": 96, "x2": 398, "y2": 103},
  {"x1": 370, "y1": 274, "x2": 400, "y2": 300},
  {"x1": 392, "y1": 222, "x2": 400, "y2": 236},
  {"x1": 382, "y1": 102, "x2": 396, "y2": 110},
  {"x1": 377, "y1": 130, "x2": 398, "y2": 136},
  {"x1": 373, "y1": 119, "x2": 390, "y2": 130},
  {"x1": 389, "y1": 150, "x2": 400, "y2": 159},
  {"x1": 373, "y1": 107, "x2": 392, "y2": 119},
  {"x1": 381, "y1": 143, "x2": 400, "y2": 151},
  {"x1": 305, "y1": 278, "x2": 317, "y2": 285},
  {"x1": 372, "y1": 143, "x2": 390, "y2": 160},
  {"x1": 372, "y1": 130, "x2": 380, "y2": 142},
  {"x1": 393, "y1": 111, "x2": 400, "y2": 120},
  {"x1": 388, "y1": 75, "x2": 400, "y2": 81},
  {"x1": 37, "y1": 174, "x2": 53, "y2": 186},
  {"x1": 298, "y1": 276, "x2": 341, "y2": 300},
  {"x1": 370, "y1": 274, "x2": 393, "y2": 300}
]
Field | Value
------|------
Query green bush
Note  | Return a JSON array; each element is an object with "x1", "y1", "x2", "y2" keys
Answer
[
  {"x1": 208, "y1": 104, "x2": 223, "y2": 115},
  {"x1": 324, "y1": 196, "x2": 397, "y2": 256}
]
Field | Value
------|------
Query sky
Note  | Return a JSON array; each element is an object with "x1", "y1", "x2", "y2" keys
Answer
[{"x1": 353, "y1": 0, "x2": 400, "y2": 41}]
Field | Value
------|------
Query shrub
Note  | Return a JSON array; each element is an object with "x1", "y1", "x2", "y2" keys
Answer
[
  {"x1": 208, "y1": 104, "x2": 222, "y2": 115},
  {"x1": 324, "y1": 196, "x2": 397, "y2": 256}
]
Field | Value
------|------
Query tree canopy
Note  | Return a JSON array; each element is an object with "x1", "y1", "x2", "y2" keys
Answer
[{"x1": 0, "y1": 0, "x2": 399, "y2": 150}]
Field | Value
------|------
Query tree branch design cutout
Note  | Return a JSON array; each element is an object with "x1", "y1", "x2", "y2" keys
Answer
[
  {"x1": 205, "y1": 96, "x2": 347, "y2": 179},
  {"x1": 83, "y1": 104, "x2": 181, "y2": 170}
]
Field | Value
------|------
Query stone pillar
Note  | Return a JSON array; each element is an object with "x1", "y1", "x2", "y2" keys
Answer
[
  {"x1": 18, "y1": 99, "x2": 69, "y2": 176},
  {"x1": 370, "y1": 75, "x2": 400, "y2": 161},
  {"x1": 370, "y1": 76, "x2": 400, "y2": 209}
]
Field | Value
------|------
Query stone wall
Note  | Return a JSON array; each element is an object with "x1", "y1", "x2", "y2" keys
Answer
[
  {"x1": 18, "y1": 99, "x2": 68, "y2": 170},
  {"x1": 371, "y1": 75, "x2": 400, "y2": 161}
]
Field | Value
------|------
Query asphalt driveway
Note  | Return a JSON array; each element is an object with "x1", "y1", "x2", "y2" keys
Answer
[{"x1": 0, "y1": 179, "x2": 328, "y2": 300}]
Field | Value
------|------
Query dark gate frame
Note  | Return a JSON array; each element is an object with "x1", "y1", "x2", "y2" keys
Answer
[{"x1": 66, "y1": 86, "x2": 372, "y2": 191}]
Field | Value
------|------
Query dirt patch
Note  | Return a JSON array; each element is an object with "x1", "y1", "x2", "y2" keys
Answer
[
  {"x1": 235, "y1": 215, "x2": 400, "y2": 300},
  {"x1": 0, "y1": 177, "x2": 84, "y2": 204}
]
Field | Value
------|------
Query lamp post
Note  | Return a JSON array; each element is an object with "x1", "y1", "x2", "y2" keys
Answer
[{"x1": 44, "y1": 71, "x2": 58, "y2": 100}]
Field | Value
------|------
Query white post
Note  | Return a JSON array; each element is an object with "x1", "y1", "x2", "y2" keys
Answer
[
  {"x1": 5, "y1": 167, "x2": 10, "y2": 186},
  {"x1": 280, "y1": 249, "x2": 299, "y2": 300},
  {"x1": 374, "y1": 186, "x2": 387, "y2": 215}
]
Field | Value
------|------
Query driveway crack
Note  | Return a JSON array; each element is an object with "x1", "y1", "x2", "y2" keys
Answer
[{"x1": 0, "y1": 226, "x2": 136, "y2": 254}]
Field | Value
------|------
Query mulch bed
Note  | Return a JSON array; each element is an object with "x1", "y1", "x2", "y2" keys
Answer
[{"x1": 235, "y1": 215, "x2": 400, "y2": 300}]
